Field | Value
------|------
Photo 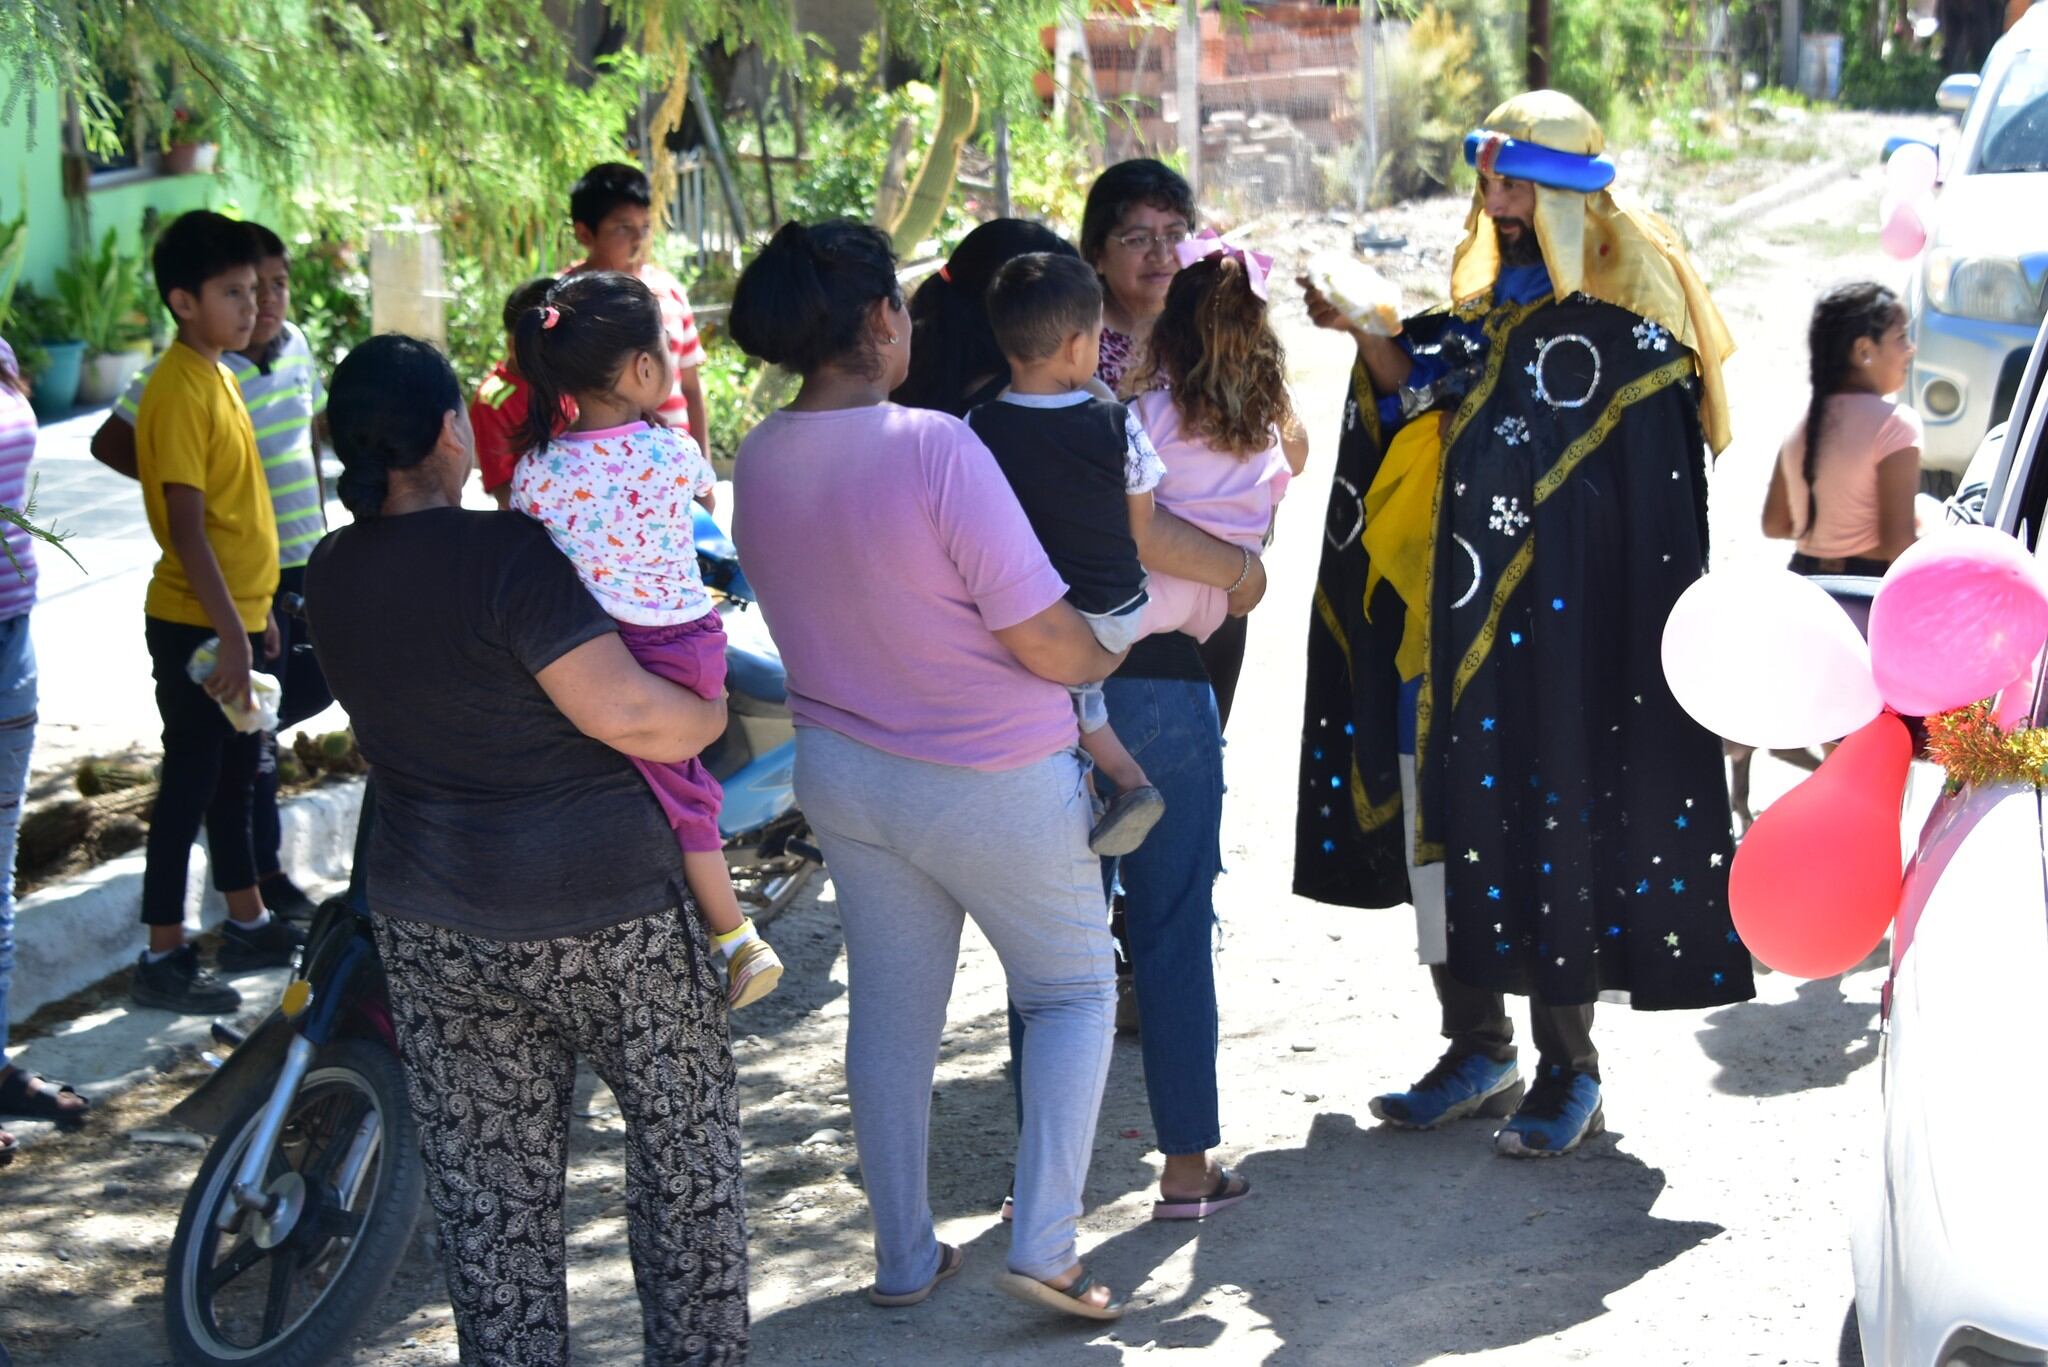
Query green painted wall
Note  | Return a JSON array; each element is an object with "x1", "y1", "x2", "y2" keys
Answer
[{"x1": 1, "y1": 83, "x2": 269, "y2": 297}]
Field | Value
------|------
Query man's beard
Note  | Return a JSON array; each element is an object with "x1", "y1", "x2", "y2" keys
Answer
[{"x1": 1495, "y1": 218, "x2": 1543, "y2": 267}]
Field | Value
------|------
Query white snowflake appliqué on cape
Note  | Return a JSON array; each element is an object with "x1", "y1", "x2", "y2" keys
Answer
[
  {"x1": 1489, "y1": 495, "x2": 1530, "y2": 536},
  {"x1": 1633, "y1": 321, "x2": 1671, "y2": 352},
  {"x1": 1495, "y1": 416, "x2": 1531, "y2": 447}
]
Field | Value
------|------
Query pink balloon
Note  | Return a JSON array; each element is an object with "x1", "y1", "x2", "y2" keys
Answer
[
  {"x1": 1869, "y1": 528, "x2": 2048, "y2": 716},
  {"x1": 1887, "y1": 141, "x2": 1939, "y2": 198},
  {"x1": 1878, "y1": 193, "x2": 1928, "y2": 261}
]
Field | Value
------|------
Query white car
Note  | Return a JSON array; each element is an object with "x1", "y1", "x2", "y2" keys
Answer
[
  {"x1": 1846, "y1": 312, "x2": 2048, "y2": 1365},
  {"x1": 1903, "y1": 6, "x2": 2048, "y2": 480}
]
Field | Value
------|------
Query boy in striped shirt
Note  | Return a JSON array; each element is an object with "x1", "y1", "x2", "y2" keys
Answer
[
  {"x1": 566, "y1": 162, "x2": 709, "y2": 445},
  {"x1": 93, "y1": 222, "x2": 331, "y2": 921}
]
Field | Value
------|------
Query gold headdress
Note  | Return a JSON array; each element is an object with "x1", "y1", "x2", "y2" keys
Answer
[{"x1": 1451, "y1": 90, "x2": 1737, "y2": 454}]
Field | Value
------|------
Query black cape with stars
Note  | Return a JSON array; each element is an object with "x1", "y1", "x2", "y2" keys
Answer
[
  {"x1": 1293, "y1": 355, "x2": 1414, "y2": 913},
  {"x1": 1297, "y1": 293, "x2": 1755, "y2": 1011}
]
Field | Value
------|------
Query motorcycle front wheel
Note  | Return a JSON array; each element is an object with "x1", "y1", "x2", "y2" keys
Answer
[{"x1": 165, "y1": 1036, "x2": 425, "y2": 1367}]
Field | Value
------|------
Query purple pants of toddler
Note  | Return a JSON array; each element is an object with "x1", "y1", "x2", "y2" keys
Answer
[{"x1": 618, "y1": 613, "x2": 728, "y2": 853}]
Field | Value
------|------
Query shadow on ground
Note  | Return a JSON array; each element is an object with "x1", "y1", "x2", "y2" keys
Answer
[
  {"x1": 1, "y1": 879, "x2": 860, "y2": 1366},
  {"x1": 8, "y1": 881, "x2": 1736, "y2": 1366},
  {"x1": 749, "y1": 1013, "x2": 1721, "y2": 1365},
  {"x1": 1696, "y1": 952, "x2": 1885, "y2": 1099},
  {"x1": 1092, "y1": 1114, "x2": 1716, "y2": 1364}
]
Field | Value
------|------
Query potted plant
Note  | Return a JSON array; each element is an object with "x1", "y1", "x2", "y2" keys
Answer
[
  {"x1": 9, "y1": 285, "x2": 84, "y2": 419},
  {"x1": 160, "y1": 102, "x2": 220, "y2": 175},
  {"x1": 57, "y1": 229, "x2": 153, "y2": 407}
]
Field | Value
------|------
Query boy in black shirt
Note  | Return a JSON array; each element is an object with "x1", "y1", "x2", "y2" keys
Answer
[{"x1": 970, "y1": 252, "x2": 1166, "y2": 855}]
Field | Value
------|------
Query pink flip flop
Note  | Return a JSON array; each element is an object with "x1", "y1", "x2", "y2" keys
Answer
[{"x1": 1151, "y1": 1167, "x2": 1251, "y2": 1221}]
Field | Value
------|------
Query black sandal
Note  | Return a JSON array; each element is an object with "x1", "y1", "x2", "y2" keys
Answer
[
  {"x1": 995, "y1": 1267, "x2": 1130, "y2": 1321},
  {"x1": 0, "y1": 1069, "x2": 92, "y2": 1128}
]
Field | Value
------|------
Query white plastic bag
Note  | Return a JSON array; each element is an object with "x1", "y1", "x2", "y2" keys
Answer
[
  {"x1": 187, "y1": 638, "x2": 283, "y2": 734},
  {"x1": 1305, "y1": 253, "x2": 1404, "y2": 337}
]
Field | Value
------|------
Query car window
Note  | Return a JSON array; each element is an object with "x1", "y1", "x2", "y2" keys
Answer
[{"x1": 1978, "y1": 47, "x2": 2048, "y2": 173}]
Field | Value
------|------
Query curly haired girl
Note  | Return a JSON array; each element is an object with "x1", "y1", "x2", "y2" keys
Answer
[{"x1": 1123, "y1": 241, "x2": 1301, "y2": 643}]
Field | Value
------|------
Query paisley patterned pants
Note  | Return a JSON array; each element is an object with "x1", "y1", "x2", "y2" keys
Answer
[{"x1": 375, "y1": 907, "x2": 749, "y2": 1365}]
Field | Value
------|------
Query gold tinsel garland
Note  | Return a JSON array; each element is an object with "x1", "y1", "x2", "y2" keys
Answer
[{"x1": 1923, "y1": 700, "x2": 2048, "y2": 793}]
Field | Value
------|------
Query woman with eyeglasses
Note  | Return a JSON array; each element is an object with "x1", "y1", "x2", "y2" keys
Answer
[
  {"x1": 1085, "y1": 160, "x2": 1196, "y2": 394},
  {"x1": 1053, "y1": 160, "x2": 1264, "y2": 1223}
]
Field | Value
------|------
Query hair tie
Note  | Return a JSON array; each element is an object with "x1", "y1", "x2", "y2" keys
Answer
[{"x1": 541, "y1": 305, "x2": 561, "y2": 330}]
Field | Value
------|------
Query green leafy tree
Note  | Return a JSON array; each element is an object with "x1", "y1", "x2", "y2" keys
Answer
[
  {"x1": 11, "y1": 4, "x2": 1125, "y2": 362},
  {"x1": 1551, "y1": 0, "x2": 1667, "y2": 122},
  {"x1": 1376, "y1": 5, "x2": 1484, "y2": 203}
]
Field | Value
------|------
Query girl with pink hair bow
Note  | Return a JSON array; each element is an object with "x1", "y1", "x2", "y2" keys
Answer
[{"x1": 1119, "y1": 239, "x2": 1305, "y2": 648}]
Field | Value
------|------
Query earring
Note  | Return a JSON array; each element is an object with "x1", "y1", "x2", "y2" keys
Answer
[{"x1": 887, "y1": 334, "x2": 899, "y2": 344}]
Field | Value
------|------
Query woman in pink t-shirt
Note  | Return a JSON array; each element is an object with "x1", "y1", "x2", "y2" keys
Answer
[
  {"x1": 1763, "y1": 282, "x2": 1921, "y2": 576},
  {"x1": 729, "y1": 220, "x2": 1134, "y2": 1322}
]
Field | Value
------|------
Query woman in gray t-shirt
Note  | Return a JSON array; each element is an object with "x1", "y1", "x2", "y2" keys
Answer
[{"x1": 304, "y1": 334, "x2": 745, "y2": 1365}]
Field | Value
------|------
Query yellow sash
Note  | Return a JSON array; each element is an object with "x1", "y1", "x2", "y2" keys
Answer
[{"x1": 1361, "y1": 415, "x2": 1445, "y2": 684}]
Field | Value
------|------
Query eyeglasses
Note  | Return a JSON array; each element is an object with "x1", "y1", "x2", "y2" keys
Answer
[{"x1": 1111, "y1": 228, "x2": 1190, "y2": 254}]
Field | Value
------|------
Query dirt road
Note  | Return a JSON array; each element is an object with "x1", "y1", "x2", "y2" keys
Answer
[{"x1": 2, "y1": 118, "x2": 1927, "y2": 1366}]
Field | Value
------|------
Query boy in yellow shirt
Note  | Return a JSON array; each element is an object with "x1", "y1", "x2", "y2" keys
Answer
[{"x1": 131, "y1": 211, "x2": 305, "y2": 1014}]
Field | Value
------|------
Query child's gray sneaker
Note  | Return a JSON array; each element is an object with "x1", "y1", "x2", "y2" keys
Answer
[{"x1": 1089, "y1": 785, "x2": 1166, "y2": 856}]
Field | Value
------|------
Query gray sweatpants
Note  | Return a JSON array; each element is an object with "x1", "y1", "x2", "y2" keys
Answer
[{"x1": 795, "y1": 726, "x2": 1115, "y2": 1290}]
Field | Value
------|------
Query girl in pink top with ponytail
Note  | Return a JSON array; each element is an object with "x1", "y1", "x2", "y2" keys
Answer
[{"x1": 1763, "y1": 281, "x2": 1922, "y2": 576}]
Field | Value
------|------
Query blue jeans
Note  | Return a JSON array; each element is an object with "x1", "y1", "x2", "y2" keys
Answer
[
  {"x1": 1104, "y1": 676, "x2": 1225, "y2": 1153},
  {"x1": 1009, "y1": 675, "x2": 1226, "y2": 1156},
  {"x1": 0, "y1": 612, "x2": 37, "y2": 1059}
]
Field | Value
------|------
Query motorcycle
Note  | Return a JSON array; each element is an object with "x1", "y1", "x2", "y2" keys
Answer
[
  {"x1": 161, "y1": 508, "x2": 814, "y2": 1366},
  {"x1": 693, "y1": 501, "x2": 822, "y2": 913}
]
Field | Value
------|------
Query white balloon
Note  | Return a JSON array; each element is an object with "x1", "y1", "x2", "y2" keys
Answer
[
  {"x1": 1886, "y1": 141, "x2": 1939, "y2": 198},
  {"x1": 1661, "y1": 568, "x2": 1885, "y2": 750}
]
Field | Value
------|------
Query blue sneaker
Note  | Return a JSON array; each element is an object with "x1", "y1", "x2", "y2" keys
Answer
[
  {"x1": 1368, "y1": 1051, "x2": 1524, "y2": 1130},
  {"x1": 1495, "y1": 1066, "x2": 1604, "y2": 1158}
]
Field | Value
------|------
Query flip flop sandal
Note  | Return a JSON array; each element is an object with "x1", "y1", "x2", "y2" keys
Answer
[
  {"x1": 1152, "y1": 1167, "x2": 1251, "y2": 1221},
  {"x1": 866, "y1": 1242, "x2": 963, "y2": 1307},
  {"x1": 0, "y1": 1071, "x2": 91, "y2": 1128},
  {"x1": 994, "y1": 1268, "x2": 1129, "y2": 1322}
]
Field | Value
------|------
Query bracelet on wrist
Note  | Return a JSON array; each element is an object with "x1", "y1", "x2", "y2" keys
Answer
[{"x1": 1225, "y1": 547, "x2": 1254, "y2": 595}]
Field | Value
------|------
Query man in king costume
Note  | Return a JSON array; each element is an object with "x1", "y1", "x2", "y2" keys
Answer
[{"x1": 1295, "y1": 91, "x2": 1756, "y2": 1158}]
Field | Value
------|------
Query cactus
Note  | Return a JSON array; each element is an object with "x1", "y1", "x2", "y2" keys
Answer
[{"x1": 883, "y1": 64, "x2": 979, "y2": 254}]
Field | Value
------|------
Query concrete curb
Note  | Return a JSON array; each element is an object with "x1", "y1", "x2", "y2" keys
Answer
[
  {"x1": 1695, "y1": 155, "x2": 1860, "y2": 245},
  {"x1": 8, "y1": 777, "x2": 363, "y2": 1028}
]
